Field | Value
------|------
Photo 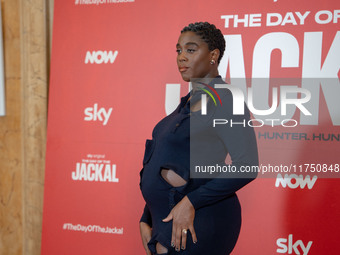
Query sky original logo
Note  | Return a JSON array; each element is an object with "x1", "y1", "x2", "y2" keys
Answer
[
  {"x1": 72, "y1": 162, "x2": 119, "y2": 182},
  {"x1": 275, "y1": 174, "x2": 317, "y2": 189},
  {"x1": 72, "y1": 154, "x2": 119, "y2": 183},
  {"x1": 84, "y1": 103, "x2": 113, "y2": 126},
  {"x1": 85, "y1": 50, "x2": 118, "y2": 64},
  {"x1": 277, "y1": 234, "x2": 312, "y2": 255}
]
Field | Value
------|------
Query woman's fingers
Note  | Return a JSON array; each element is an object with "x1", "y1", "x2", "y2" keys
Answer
[
  {"x1": 162, "y1": 212, "x2": 173, "y2": 222},
  {"x1": 170, "y1": 221, "x2": 177, "y2": 250},
  {"x1": 181, "y1": 228, "x2": 188, "y2": 250},
  {"x1": 189, "y1": 225, "x2": 197, "y2": 244},
  {"x1": 171, "y1": 224, "x2": 196, "y2": 251},
  {"x1": 175, "y1": 224, "x2": 182, "y2": 251},
  {"x1": 167, "y1": 196, "x2": 197, "y2": 251},
  {"x1": 170, "y1": 221, "x2": 182, "y2": 251}
]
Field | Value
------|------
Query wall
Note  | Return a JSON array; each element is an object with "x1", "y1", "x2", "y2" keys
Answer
[{"x1": 0, "y1": 0, "x2": 53, "y2": 254}]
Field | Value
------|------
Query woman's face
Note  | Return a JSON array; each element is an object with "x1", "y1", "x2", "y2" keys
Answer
[{"x1": 176, "y1": 31, "x2": 215, "y2": 82}]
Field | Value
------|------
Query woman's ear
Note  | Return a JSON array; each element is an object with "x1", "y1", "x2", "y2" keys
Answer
[{"x1": 210, "y1": 49, "x2": 220, "y2": 64}]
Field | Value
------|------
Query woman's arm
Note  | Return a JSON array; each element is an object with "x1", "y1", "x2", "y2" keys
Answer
[
  {"x1": 163, "y1": 92, "x2": 258, "y2": 251},
  {"x1": 140, "y1": 221, "x2": 152, "y2": 255},
  {"x1": 140, "y1": 204, "x2": 152, "y2": 227},
  {"x1": 140, "y1": 204, "x2": 153, "y2": 255},
  {"x1": 188, "y1": 89, "x2": 258, "y2": 209}
]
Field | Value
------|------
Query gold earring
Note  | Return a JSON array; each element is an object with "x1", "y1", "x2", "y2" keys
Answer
[{"x1": 210, "y1": 60, "x2": 216, "y2": 65}]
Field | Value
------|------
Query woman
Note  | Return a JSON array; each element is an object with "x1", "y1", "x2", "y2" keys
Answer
[{"x1": 139, "y1": 22, "x2": 258, "y2": 255}]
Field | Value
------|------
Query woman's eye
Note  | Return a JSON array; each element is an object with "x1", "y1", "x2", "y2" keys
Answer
[
  {"x1": 187, "y1": 49, "x2": 196, "y2": 53},
  {"x1": 176, "y1": 49, "x2": 182, "y2": 54}
]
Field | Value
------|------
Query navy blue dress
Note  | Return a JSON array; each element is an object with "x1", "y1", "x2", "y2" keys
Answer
[{"x1": 140, "y1": 76, "x2": 258, "y2": 255}]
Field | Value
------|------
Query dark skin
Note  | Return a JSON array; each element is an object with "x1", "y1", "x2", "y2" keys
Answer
[
  {"x1": 176, "y1": 31, "x2": 220, "y2": 85},
  {"x1": 140, "y1": 31, "x2": 221, "y2": 254}
]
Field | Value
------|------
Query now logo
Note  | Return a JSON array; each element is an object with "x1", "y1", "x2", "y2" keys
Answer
[
  {"x1": 275, "y1": 174, "x2": 317, "y2": 189},
  {"x1": 84, "y1": 103, "x2": 113, "y2": 126},
  {"x1": 85, "y1": 50, "x2": 118, "y2": 64},
  {"x1": 277, "y1": 234, "x2": 312, "y2": 255}
]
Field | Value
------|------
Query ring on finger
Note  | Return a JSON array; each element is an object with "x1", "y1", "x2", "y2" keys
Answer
[{"x1": 182, "y1": 229, "x2": 187, "y2": 235}]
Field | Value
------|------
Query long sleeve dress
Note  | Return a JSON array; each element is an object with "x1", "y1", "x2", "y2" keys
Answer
[{"x1": 140, "y1": 76, "x2": 259, "y2": 255}]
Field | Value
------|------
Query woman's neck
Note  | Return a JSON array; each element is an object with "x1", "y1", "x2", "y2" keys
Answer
[{"x1": 191, "y1": 71, "x2": 220, "y2": 92}]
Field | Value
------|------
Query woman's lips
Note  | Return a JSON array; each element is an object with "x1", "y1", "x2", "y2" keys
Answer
[{"x1": 179, "y1": 67, "x2": 189, "y2": 72}]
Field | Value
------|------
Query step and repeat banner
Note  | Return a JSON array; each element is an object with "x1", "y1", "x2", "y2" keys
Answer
[{"x1": 42, "y1": 0, "x2": 340, "y2": 254}]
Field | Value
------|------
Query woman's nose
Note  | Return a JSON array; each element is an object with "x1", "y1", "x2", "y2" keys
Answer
[{"x1": 178, "y1": 52, "x2": 187, "y2": 62}]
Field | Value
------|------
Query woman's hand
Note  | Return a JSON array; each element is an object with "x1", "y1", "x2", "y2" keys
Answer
[
  {"x1": 162, "y1": 196, "x2": 197, "y2": 251},
  {"x1": 139, "y1": 222, "x2": 153, "y2": 255}
]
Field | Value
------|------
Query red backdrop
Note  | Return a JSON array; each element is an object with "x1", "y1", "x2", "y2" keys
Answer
[{"x1": 42, "y1": 0, "x2": 340, "y2": 254}]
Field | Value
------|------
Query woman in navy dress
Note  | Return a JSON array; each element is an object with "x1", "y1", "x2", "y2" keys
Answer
[{"x1": 139, "y1": 22, "x2": 258, "y2": 255}]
